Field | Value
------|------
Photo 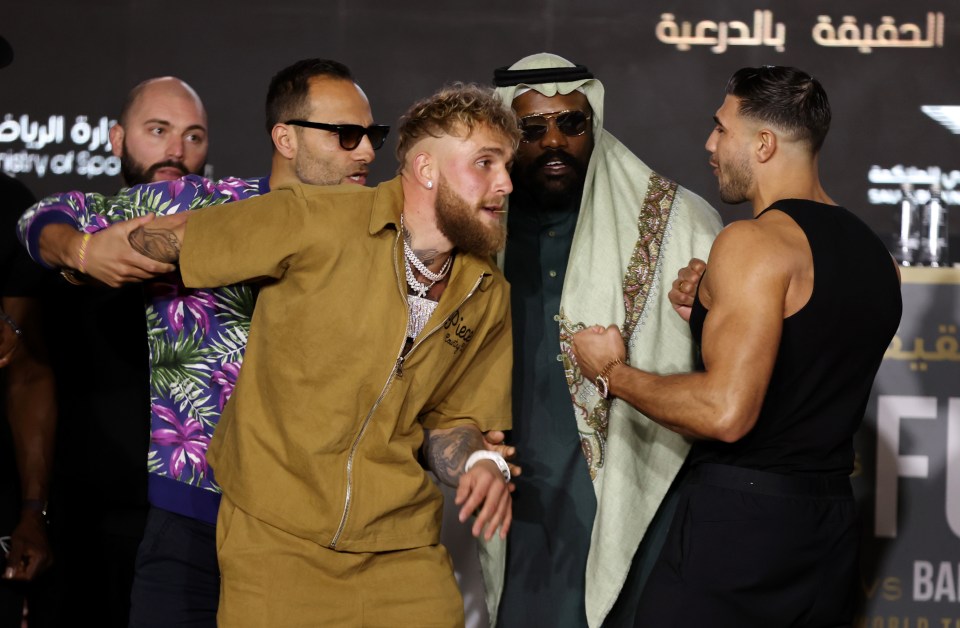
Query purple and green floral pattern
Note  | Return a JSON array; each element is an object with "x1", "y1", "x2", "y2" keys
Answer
[{"x1": 18, "y1": 175, "x2": 265, "y2": 511}]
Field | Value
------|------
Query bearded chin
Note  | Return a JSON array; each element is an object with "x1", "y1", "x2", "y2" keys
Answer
[
  {"x1": 120, "y1": 152, "x2": 150, "y2": 187},
  {"x1": 435, "y1": 180, "x2": 506, "y2": 258}
]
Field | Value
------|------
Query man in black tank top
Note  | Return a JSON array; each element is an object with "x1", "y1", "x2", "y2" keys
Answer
[{"x1": 572, "y1": 66, "x2": 902, "y2": 627}]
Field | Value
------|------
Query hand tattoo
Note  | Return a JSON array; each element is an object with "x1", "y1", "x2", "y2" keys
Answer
[{"x1": 129, "y1": 226, "x2": 181, "y2": 263}]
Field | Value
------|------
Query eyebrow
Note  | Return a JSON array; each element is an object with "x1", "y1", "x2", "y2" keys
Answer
[
  {"x1": 713, "y1": 115, "x2": 724, "y2": 128},
  {"x1": 477, "y1": 146, "x2": 507, "y2": 157}
]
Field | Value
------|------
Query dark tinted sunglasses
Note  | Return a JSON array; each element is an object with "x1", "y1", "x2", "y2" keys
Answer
[
  {"x1": 285, "y1": 120, "x2": 390, "y2": 151},
  {"x1": 519, "y1": 110, "x2": 592, "y2": 143}
]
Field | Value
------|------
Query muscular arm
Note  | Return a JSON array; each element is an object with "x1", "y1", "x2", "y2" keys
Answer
[
  {"x1": 573, "y1": 221, "x2": 789, "y2": 442},
  {"x1": 2, "y1": 296, "x2": 55, "y2": 581},
  {"x1": 424, "y1": 425, "x2": 513, "y2": 540}
]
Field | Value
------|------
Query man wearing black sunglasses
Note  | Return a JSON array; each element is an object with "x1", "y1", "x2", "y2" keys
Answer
[
  {"x1": 488, "y1": 53, "x2": 722, "y2": 628},
  {"x1": 17, "y1": 58, "x2": 388, "y2": 628}
]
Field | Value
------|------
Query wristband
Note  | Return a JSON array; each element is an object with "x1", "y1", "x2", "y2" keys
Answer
[{"x1": 464, "y1": 450, "x2": 511, "y2": 483}]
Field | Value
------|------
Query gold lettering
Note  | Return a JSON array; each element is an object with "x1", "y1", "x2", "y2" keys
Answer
[{"x1": 883, "y1": 576, "x2": 902, "y2": 600}]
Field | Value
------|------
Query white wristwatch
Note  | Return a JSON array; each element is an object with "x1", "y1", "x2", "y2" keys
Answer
[{"x1": 464, "y1": 450, "x2": 511, "y2": 483}]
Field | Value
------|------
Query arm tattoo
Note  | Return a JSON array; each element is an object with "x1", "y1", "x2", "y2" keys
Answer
[
  {"x1": 425, "y1": 426, "x2": 484, "y2": 487},
  {"x1": 129, "y1": 226, "x2": 181, "y2": 263}
]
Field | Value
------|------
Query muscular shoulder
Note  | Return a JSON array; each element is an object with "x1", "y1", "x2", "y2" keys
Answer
[
  {"x1": 709, "y1": 219, "x2": 774, "y2": 262},
  {"x1": 712, "y1": 213, "x2": 804, "y2": 264},
  {"x1": 702, "y1": 219, "x2": 792, "y2": 309}
]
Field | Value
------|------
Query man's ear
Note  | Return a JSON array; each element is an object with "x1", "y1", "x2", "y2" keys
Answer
[
  {"x1": 109, "y1": 124, "x2": 125, "y2": 158},
  {"x1": 272, "y1": 123, "x2": 297, "y2": 159},
  {"x1": 413, "y1": 152, "x2": 436, "y2": 190},
  {"x1": 756, "y1": 128, "x2": 777, "y2": 163}
]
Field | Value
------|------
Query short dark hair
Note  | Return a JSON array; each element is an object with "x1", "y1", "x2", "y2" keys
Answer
[
  {"x1": 265, "y1": 59, "x2": 354, "y2": 135},
  {"x1": 725, "y1": 66, "x2": 831, "y2": 153},
  {"x1": 396, "y1": 83, "x2": 521, "y2": 167}
]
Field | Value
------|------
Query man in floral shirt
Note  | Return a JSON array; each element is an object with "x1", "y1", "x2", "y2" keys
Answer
[
  {"x1": 14, "y1": 74, "x2": 211, "y2": 627},
  {"x1": 17, "y1": 59, "x2": 384, "y2": 627}
]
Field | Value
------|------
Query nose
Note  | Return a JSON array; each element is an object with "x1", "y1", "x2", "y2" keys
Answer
[
  {"x1": 166, "y1": 134, "x2": 185, "y2": 159},
  {"x1": 495, "y1": 163, "x2": 513, "y2": 196},
  {"x1": 705, "y1": 129, "x2": 718, "y2": 153},
  {"x1": 353, "y1": 133, "x2": 376, "y2": 164},
  {"x1": 541, "y1": 119, "x2": 569, "y2": 149}
]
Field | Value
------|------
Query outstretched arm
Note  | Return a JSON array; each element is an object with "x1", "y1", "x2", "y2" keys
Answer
[
  {"x1": 19, "y1": 176, "x2": 258, "y2": 286},
  {"x1": 424, "y1": 425, "x2": 513, "y2": 540},
  {"x1": 39, "y1": 219, "x2": 176, "y2": 286},
  {"x1": 573, "y1": 222, "x2": 786, "y2": 442},
  {"x1": 127, "y1": 212, "x2": 190, "y2": 263}
]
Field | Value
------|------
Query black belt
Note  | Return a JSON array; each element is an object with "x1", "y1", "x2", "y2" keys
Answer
[{"x1": 688, "y1": 463, "x2": 852, "y2": 498}]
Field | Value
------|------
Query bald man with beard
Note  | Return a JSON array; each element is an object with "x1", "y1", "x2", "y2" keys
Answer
[{"x1": 17, "y1": 60, "x2": 383, "y2": 627}]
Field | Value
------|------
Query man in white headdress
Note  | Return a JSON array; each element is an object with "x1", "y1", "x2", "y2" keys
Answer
[{"x1": 486, "y1": 53, "x2": 722, "y2": 627}]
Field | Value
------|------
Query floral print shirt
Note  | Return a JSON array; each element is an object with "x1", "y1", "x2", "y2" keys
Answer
[{"x1": 18, "y1": 174, "x2": 268, "y2": 523}]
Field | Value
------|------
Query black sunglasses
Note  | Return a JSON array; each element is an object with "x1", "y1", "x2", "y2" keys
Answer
[
  {"x1": 519, "y1": 110, "x2": 592, "y2": 143},
  {"x1": 285, "y1": 120, "x2": 390, "y2": 151}
]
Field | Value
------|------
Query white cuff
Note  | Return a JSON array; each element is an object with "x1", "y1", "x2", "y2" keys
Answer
[{"x1": 464, "y1": 450, "x2": 511, "y2": 483}]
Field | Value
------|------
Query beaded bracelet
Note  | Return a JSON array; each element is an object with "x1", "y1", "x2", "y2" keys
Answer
[{"x1": 77, "y1": 232, "x2": 92, "y2": 273}]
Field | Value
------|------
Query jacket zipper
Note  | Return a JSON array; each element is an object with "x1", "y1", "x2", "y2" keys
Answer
[
  {"x1": 397, "y1": 274, "x2": 484, "y2": 375},
  {"x1": 329, "y1": 233, "x2": 485, "y2": 547},
  {"x1": 329, "y1": 339, "x2": 405, "y2": 548}
]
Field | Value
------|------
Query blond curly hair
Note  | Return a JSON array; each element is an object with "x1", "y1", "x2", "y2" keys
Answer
[{"x1": 396, "y1": 83, "x2": 521, "y2": 167}]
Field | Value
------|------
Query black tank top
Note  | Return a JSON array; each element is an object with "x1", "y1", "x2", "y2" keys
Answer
[{"x1": 688, "y1": 199, "x2": 902, "y2": 475}]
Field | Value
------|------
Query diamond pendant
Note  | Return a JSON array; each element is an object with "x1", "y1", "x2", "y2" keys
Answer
[{"x1": 406, "y1": 294, "x2": 439, "y2": 339}]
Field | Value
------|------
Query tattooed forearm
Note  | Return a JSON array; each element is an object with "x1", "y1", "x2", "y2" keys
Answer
[
  {"x1": 129, "y1": 226, "x2": 182, "y2": 263},
  {"x1": 425, "y1": 426, "x2": 484, "y2": 487}
]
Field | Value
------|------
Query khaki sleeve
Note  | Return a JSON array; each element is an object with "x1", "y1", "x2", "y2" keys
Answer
[{"x1": 180, "y1": 188, "x2": 307, "y2": 288}]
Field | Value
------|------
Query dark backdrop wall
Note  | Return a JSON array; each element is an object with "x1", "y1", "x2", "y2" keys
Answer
[
  {"x1": 3, "y1": 0, "x2": 958, "y2": 237},
  {"x1": 2, "y1": 1, "x2": 958, "y2": 624}
]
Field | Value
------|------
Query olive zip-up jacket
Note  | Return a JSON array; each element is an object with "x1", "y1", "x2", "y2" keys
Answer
[{"x1": 180, "y1": 177, "x2": 512, "y2": 552}]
